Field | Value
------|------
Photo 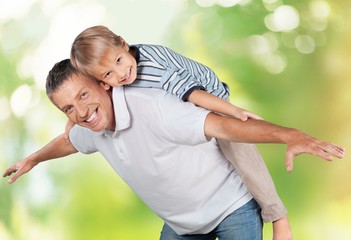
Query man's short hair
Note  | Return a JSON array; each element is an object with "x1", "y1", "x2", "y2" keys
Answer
[{"x1": 46, "y1": 59, "x2": 78, "y2": 102}]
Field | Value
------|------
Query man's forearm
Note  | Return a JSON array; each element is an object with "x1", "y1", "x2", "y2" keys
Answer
[
  {"x1": 33, "y1": 133, "x2": 78, "y2": 164},
  {"x1": 205, "y1": 112, "x2": 344, "y2": 171},
  {"x1": 205, "y1": 112, "x2": 295, "y2": 144},
  {"x1": 3, "y1": 133, "x2": 78, "y2": 183}
]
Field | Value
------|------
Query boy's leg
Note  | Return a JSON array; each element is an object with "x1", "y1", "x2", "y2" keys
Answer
[
  {"x1": 217, "y1": 139, "x2": 287, "y2": 222},
  {"x1": 215, "y1": 199, "x2": 263, "y2": 240}
]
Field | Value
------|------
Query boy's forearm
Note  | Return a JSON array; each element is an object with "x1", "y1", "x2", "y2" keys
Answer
[{"x1": 187, "y1": 90, "x2": 235, "y2": 116}]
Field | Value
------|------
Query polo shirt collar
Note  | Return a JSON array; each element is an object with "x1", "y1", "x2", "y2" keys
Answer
[{"x1": 99, "y1": 86, "x2": 131, "y2": 138}]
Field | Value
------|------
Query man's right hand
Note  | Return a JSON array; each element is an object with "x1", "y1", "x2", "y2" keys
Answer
[{"x1": 3, "y1": 156, "x2": 38, "y2": 183}]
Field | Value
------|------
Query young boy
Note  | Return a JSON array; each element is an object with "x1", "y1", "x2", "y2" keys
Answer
[{"x1": 67, "y1": 25, "x2": 291, "y2": 239}]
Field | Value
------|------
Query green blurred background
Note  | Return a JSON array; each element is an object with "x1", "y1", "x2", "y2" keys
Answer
[{"x1": 1, "y1": 0, "x2": 350, "y2": 239}]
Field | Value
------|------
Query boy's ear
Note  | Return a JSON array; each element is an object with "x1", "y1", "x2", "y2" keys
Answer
[
  {"x1": 118, "y1": 36, "x2": 129, "y2": 51},
  {"x1": 99, "y1": 81, "x2": 111, "y2": 90}
]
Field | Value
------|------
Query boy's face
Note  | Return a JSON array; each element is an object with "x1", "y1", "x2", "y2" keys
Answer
[
  {"x1": 92, "y1": 42, "x2": 137, "y2": 87},
  {"x1": 51, "y1": 74, "x2": 115, "y2": 132}
]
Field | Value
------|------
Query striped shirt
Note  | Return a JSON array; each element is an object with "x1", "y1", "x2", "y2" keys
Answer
[{"x1": 129, "y1": 44, "x2": 230, "y2": 101}]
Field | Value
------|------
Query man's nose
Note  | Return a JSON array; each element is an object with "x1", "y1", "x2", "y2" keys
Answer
[{"x1": 75, "y1": 106, "x2": 89, "y2": 118}]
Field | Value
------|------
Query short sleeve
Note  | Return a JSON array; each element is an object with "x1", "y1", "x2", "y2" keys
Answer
[
  {"x1": 151, "y1": 90, "x2": 211, "y2": 145},
  {"x1": 69, "y1": 125, "x2": 98, "y2": 154}
]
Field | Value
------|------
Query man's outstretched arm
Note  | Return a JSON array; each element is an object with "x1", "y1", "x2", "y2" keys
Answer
[
  {"x1": 3, "y1": 133, "x2": 78, "y2": 183},
  {"x1": 204, "y1": 113, "x2": 345, "y2": 171}
]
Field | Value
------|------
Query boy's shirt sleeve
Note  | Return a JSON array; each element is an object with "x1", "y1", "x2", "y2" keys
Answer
[{"x1": 130, "y1": 44, "x2": 230, "y2": 101}]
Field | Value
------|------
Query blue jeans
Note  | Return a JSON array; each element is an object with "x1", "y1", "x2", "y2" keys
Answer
[{"x1": 160, "y1": 199, "x2": 263, "y2": 240}]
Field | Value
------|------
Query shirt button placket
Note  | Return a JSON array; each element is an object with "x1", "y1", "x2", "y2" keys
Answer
[{"x1": 114, "y1": 137, "x2": 126, "y2": 162}]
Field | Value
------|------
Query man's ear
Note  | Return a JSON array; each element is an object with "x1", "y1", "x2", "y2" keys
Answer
[{"x1": 99, "y1": 81, "x2": 111, "y2": 90}]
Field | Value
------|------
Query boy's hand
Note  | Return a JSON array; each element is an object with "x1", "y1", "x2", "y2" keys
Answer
[
  {"x1": 232, "y1": 106, "x2": 263, "y2": 121},
  {"x1": 64, "y1": 120, "x2": 75, "y2": 142}
]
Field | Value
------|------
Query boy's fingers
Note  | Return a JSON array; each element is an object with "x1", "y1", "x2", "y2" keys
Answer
[{"x1": 240, "y1": 115, "x2": 248, "y2": 121}]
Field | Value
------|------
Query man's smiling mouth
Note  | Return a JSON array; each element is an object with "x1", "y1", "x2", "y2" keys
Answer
[{"x1": 85, "y1": 111, "x2": 97, "y2": 123}]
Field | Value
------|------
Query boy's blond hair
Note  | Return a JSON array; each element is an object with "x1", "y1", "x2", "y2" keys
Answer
[{"x1": 70, "y1": 25, "x2": 122, "y2": 77}]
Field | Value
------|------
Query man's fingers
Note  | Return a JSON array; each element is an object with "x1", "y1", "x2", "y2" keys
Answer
[
  {"x1": 285, "y1": 152, "x2": 294, "y2": 172},
  {"x1": 317, "y1": 142, "x2": 345, "y2": 159},
  {"x1": 3, "y1": 166, "x2": 17, "y2": 177},
  {"x1": 8, "y1": 173, "x2": 20, "y2": 184},
  {"x1": 330, "y1": 144, "x2": 345, "y2": 158},
  {"x1": 7, "y1": 166, "x2": 26, "y2": 183}
]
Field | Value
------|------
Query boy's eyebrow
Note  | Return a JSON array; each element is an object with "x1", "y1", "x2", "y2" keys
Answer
[{"x1": 99, "y1": 52, "x2": 121, "y2": 78}]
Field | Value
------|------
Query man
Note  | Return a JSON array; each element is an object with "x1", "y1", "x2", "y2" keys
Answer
[{"x1": 3, "y1": 59, "x2": 344, "y2": 240}]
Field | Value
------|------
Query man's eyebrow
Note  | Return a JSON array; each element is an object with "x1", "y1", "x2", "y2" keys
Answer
[
  {"x1": 58, "y1": 87, "x2": 86, "y2": 111},
  {"x1": 59, "y1": 104, "x2": 71, "y2": 112}
]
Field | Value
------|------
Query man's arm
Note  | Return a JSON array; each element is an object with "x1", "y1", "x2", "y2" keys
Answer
[
  {"x1": 3, "y1": 133, "x2": 78, "y2": 183},
  {"x1": 204, "y1": 112, "x2": 345, "y2": 171}
]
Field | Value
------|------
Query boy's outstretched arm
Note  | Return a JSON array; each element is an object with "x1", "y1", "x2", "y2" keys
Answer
[
  {"x1": 204, "y1": 113, "x2": 345, "y2": 171},
  {"x1": 187, "y1": 90, "x2": 262, "y2": 121},
  {"x1": 3, "y1": 133, "x2": 78, "y2": 183}
]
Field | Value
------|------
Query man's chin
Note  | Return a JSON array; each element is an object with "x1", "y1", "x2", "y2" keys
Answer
[{"x1": 78, "y1": 122, "x2": 105, "y2": 132}]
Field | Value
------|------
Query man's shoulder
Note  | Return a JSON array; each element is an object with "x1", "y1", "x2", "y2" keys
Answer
[{"x1": 124, "y1": 87, "x2": 168, "y2": 100}]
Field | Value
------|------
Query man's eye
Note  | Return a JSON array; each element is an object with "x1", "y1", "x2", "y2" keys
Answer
[
  {"x1": 81, "y1": 92, "x2": 88, "y2": 99},
  {"x1": 116, "y1": 58, "x2": 121, "y2": 64},
  {"x1": 64, "y1": 107, "x2": 73, "y2": 114}
]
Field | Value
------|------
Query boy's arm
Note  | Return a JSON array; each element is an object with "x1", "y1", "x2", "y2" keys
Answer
[
  {"x1": 187, "y1": 90, "x2": 262, "y2": 121},
  {"x1": 204, "y1": 112, "x2": 345, "y2": 171},
  {"x1": 3, "y1": 133, "x2": 78, "y2": 183}
]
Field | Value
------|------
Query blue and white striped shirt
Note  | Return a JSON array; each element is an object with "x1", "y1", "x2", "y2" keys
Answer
[{"x1": 129, "y1": 44, "x2": 230, "y2": 101}]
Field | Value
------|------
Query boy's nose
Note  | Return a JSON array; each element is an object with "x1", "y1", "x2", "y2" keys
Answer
[{"x1": 116, "y1": 68, "x2": 125, "y2": 79}]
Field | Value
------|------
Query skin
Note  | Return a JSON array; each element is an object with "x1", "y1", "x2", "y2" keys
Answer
[
  {"x1": 4, "y1": 74, "x2": 344, "y2": 184},
  {"x1": 87, "y1": 37, "x2": 262, "y2": 121},
  {"x1": 5, "y1": 39, "x2": 345, "y2": 240},
  {"x1": 53, "y1": 74, "x2": 116, "y2": 132},
  {"x1": 3, "y1": 74, "x2": 344, "y2": 240},
  {"x1": 91, "y1": 37, "x2": 138, "y2": 87}
]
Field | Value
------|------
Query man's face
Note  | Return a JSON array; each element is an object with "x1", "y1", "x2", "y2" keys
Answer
[{"x1": 51, "y1": 74, "x2": 115, "y2": 132}]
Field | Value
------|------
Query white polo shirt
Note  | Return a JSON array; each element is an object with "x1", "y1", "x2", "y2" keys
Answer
[{"x1": 70, "y1": 87, "x2": 252, "y2": 235}]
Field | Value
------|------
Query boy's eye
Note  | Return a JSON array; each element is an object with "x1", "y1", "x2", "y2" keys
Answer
[
  {"x1": 105, "y1": 72, "x2": 111, "y2": 79},
  {"x1": 116, "y1": 57, "x2": 121, "y2": 64}
]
